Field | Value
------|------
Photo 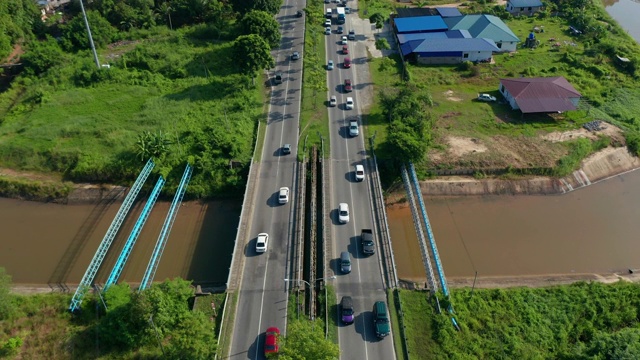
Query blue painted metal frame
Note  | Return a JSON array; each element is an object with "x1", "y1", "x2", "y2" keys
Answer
[
  {"x1": 69, "y1": 159, "x2": 155, "y2": 312},
  {"x1": 103, "y1": 176, "x2": 165, "y2": 291},
  {"x1": 139, "y1": 164, "x2": 193, "y2": 290},
  {"x1": 408, "y1": 162, "x2": 450, "y2": 297}
]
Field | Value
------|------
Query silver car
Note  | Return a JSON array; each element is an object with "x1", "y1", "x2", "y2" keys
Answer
[{"x1": 256, "y1": 233, "x2": 269, "y2": 253}]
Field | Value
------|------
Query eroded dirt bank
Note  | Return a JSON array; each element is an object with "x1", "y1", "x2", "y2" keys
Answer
[{"x1": 419, "y1": 146, "x2": 640, "y2": 196}]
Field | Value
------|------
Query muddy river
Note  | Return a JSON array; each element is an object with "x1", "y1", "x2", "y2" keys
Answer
[
  {"x1": 388, "y1": 170, "x2": 640, "y2": 281},
  {"x1": 0, "y1": 197, "x2": 240, "y2": 288}
]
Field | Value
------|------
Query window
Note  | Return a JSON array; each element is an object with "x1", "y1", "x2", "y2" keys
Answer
[
  {"x1": 497, "y1": 42, "x2": 502, "y2": 49},
  {"x1": 463, "y1": 53, "x2": 469, "y2": 58},
  {"x1": 500, "y1": 85, "x2": 505, "y2": 92}
]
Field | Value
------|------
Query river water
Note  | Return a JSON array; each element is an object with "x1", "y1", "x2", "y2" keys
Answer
[
  {"x1": 0, "y1": 197, "x2": 240, "y2": 287},
  {"x1": 603, "y1": 0, "x2": 640, "y2": 43}
]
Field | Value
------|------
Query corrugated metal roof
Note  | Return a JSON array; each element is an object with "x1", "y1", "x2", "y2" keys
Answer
[
  {"x1": 397, "y1": 30, "x2": 470, "y2": 44},
  {"x1": 412, "y1": 38, "x2": 499, "y2": 53},
  {"x1": 436, "y1": 7, "x2": 462, "y2": 17},
  {"x1": 395, "y1": 8, "x2": 436, "y2": 18},
  {"x1": 508, "y1": 0, "x2": 543, "y2": 7},
  {"x1": 394, "y1": 16, "x2": 449, "y2": 33},
  {"x1": 400, "y1": 40, "x2": 424, "y2": 56},
  {"x1": 444, "y1": 15, "x2": 520, "y2": 42},
  {"x1": 501, "y1": 77, "x2": 582, "y2": 113}
]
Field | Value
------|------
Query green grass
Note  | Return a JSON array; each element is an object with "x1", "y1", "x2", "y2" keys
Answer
[
  {"x1": 0, "y1": 28, "x2": 262, "y2": 198},
  {"x1": 398, "y1": 282, "x2": 640, "y2": 359},
  {"x1": 323, "y1": 284, "x2": 338, "y2": 343},
  {"x1": 388, "y1": 289, "x2": 409, "y2": 360},
  {"x1": 299, "y1": 0, "x2": 331, "y2": 159},
  {"x1": 216, "y1": 291, "x2": 238, "y2": 359}
]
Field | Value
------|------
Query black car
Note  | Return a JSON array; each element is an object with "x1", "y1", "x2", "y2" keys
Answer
[
  {"x1": 274, "y1": 72, "x2": 283, "y2": 85},
  {"x1": 296, "y1": 10, "x2": 303, "y2": 18},
  {"x1": 337, "y1": 26, "x2": 344, "y2": 34}
]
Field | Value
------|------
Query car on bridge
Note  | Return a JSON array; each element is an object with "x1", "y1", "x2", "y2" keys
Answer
[
  {"x1": 282, "y1": 144, "x2": 291, "y2": 155},
  {"x1": 278, "y1": 187, "x2": 289, "y2": 204},
  {"x1": 373, "y1": 301, "x2": 391, "y2": 339},
  {"x1": 354, "y1": 164, "x2": 364, "y2": 181},
  {"x1": 338, "y1": 203, "x2": 350, "y2": 223},
  {"x1": 264, "y1": 327, "x2": 280, "y2": 354},
  {"x1": 256, "y1": 233, "x2": 269, "y2": 253},
  {"x1": 291, "y1": 51, "x2": 300, "y2": 60},
  {"x1": 349, "y1": 120, "x2": 359, "y2": 137}
]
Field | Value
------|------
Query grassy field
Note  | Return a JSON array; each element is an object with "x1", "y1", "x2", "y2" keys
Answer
[
  {"x1": 0, "y1": 27, "x2": 262, "y2": 198},
  {"x1": 369, "y1": 6, "x2": 640, "y2": 175},
  {"x1": 398, "y1": 281, "x2": 640, "y2": 359}
]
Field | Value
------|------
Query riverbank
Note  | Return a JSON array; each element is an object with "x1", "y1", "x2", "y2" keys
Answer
[{"x1": 384, "y1": 145, "x2": 640, "y2": 200}]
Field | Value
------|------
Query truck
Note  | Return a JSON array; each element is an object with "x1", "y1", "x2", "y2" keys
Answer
[
  {"x1": 361, "y1": 229, "x2": 374, "y2": 255},
  {"x1": 336, "y1": 7, "x2": 345, "y2": 24}
]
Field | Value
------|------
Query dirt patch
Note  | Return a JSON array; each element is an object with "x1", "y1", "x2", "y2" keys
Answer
[
  {"x1": 444, "y1": 89, "x2": 463, "y2": 102},
  {"x1": 446, "y1": 136, "x2": 488, "y2": 157},
  {"x1": 542, "y1": 124, "x2": 625, "y2": 144}
]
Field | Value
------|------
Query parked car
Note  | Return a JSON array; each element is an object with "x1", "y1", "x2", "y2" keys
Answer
[
  {"x1": 278, "y1": 187, "x2": 289, "y2": 204},
  {"x1": 343, "y1": 57, "x2": 351, "y2": 68},
  {"x1": 340, "y1": 296, "x2": 354, "y2": 324},
  {"x1": 344, "y1": 79, "x2": 352, "y2": 92},
  {"x1": 338, "y1": 203, "x2": 349, "y2": 224},
  {"x1": 345, "y1": 97, "x2": 354, "y2": 110},
  {"x1": 354, "y1": 164, "x2": 364, "y2": 181},
  {"x1": 349, "y1": 120, "x2": 359, "y2": 137},
  {"x1": 342, "y1": 45, "x2": 349, "y2": 55},
  {"x1": 282, "y1": 143, "x2": 291, "y2": 155},
  {"x1": 327, "y1": 60, "x2": 334, "y2": 70},
  {"x1": 256, "y1": 233, "x2": 269, "y2": 253},
  {"x1": 330, "y1": 95, "x2": 337, "y2": 107},
  {"x1": 477, "y1": 93, "x2": 496, "y2": 102},
  {"x1": 265, "y1": 327, "x2": 280, "y2": 355},
  {"x1": 291, "y1": 51, "x2": 300, "y2": 60}
]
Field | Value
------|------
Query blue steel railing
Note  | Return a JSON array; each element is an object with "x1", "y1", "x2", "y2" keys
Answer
[
  {"x1": 400, "y1": 165, "x2": 438, "y2": 294},
  {"x1": 103, "y1": 176, "x2": 165, "y2": 291},
  {"x1": 408, "y1": 162, "x2": 449, "y2": 297},
  {"x1": 139, "y1": 164, "x2": 192, "y2": 290},
  {"x1": 69, "y1": 159, "x2": 155, "y2": 312}
]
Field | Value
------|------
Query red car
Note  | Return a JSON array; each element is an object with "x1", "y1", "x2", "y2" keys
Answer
[
  {"x1": 342, "y1": 45, "x2": 349, "y2": 54},
  {"x1": 344, "y1": 79, "x2": 352, "y2": 92},
  {"x1": 344, "y1": 57, "x2": 351, "y2": 68},
  {"x1": 264, "y1": 327, "x2": 280, "y2": 355}
]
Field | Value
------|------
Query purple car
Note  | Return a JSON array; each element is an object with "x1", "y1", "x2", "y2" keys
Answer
[{"x1": 341, "y1": 296, "x2": 354, "y2": 324}]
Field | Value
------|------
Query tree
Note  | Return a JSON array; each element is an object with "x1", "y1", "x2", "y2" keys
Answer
[
  {"x1": 239, "y1": 10, "x2": 281, "y2": 49},
  {"x1": 93, "y1": 0, "x2": 156, "y2": 30},
  {"x1": 231, "y1": 0, "x2": 282, "y2": 15},
  {"x1": 233, "y1": 34, "x2": 274, "y2": 81},
  {"x1": 60, "y1": 10, "x2": 117, "y2": 50},
  {"x1": 21, "y1": 36, "x2": 66, "y2": 76},
  {"x1": 378, "y1": 57, "x2": 395, "y2": 88},
  {"x1": 375, "y1": 38, "x2": 390, "y2": 51},
  {"x1": 279, "y1": 320, "x2": 340, "y2": 359}
]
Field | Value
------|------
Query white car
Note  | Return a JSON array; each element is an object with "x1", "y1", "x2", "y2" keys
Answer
[
  {"x1": 345, "y1": 97, "x2": 354, "y2": 110},
  {"x1": 338, "y1": 203, "x2": 350, "y2": 224},
  {"x1": 477, "y1": 93, "x2": 496, "y2": 102},
  {"x1": 327, "y1": 60, "x2": 334, "y2": 70},
  {"x1": 349, "y1": 120, "x2": 359, "y2": 136},
  {"x1": 329, "y1": 95, "x2": 337, "y2": 107},
  {"x1": 324, "y1": 19, "x2": 332, "y2": 27},
  {"x1": 324, "y1": 27, "x2": 331, "y2": 35},
  {"x1": 340, "y1": 36, "x2": 348, "y2": 45},
  {"x1": 278, "y1": 187, "x2": 289, "y2": 204},
  {"x1": 256, "y1": 233, "x2": 269, "y2": 253},
  {"x1": 354, "y1": 164, "x2": 364, "y2": 181}
]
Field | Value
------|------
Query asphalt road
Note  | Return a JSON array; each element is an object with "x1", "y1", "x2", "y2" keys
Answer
[
  {"x1": 227, "y1": 0, "x2": 305, "y2": 358},
  {"x1": 324, "y1": 3, "x2": 397, "y2": 360}
]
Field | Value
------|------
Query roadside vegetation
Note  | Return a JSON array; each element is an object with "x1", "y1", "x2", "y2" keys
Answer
[
  {"x1": 368, "y1": 0, "x2": 640, "y2": 180},
  {"x1": 0, "y1": 0, "x2": 285, "y2": 199},
  {"x1": 0, "y1": 269, "x2": 221, "y2": 359},
  {"x1": 398, "y1": 281, "x2": 640, "y2": 359},
  {"x1": 298, "y1": 0, "x2": 331, "y2": 157}
]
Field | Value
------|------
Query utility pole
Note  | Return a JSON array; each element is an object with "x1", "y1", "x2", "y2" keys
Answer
[{"x1": 78, "y1": 0, "x2": 100, "y2": 69}]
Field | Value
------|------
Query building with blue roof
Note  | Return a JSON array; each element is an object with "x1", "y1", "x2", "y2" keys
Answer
[
  {"x1": 397, "y1": 30, "x2": 471, "y2": 45},
  {"x1": 506, "y1": 0, "x2": 544, "y2": 16},
  {"x1": 436, "y1": 7, "x2": 462, "y2": 18},
  {"x1": 394, "y1": 16, "x2": 448, "y2": 34},
  {"x1": 401, "y1": 38, "x2": 498, "y2": 64},
  {"x1": 444, "y1": 14, "x2": 520, "y2": 52}
]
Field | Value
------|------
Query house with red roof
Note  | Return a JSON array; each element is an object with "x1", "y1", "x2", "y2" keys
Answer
[{"x1": 499, "y1": 77, "x2": 582, "y2": 113}]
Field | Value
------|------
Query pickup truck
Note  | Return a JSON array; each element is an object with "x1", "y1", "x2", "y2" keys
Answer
[{"x1": 361, "y1": 229, "x2": 374, "y2": 255}]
